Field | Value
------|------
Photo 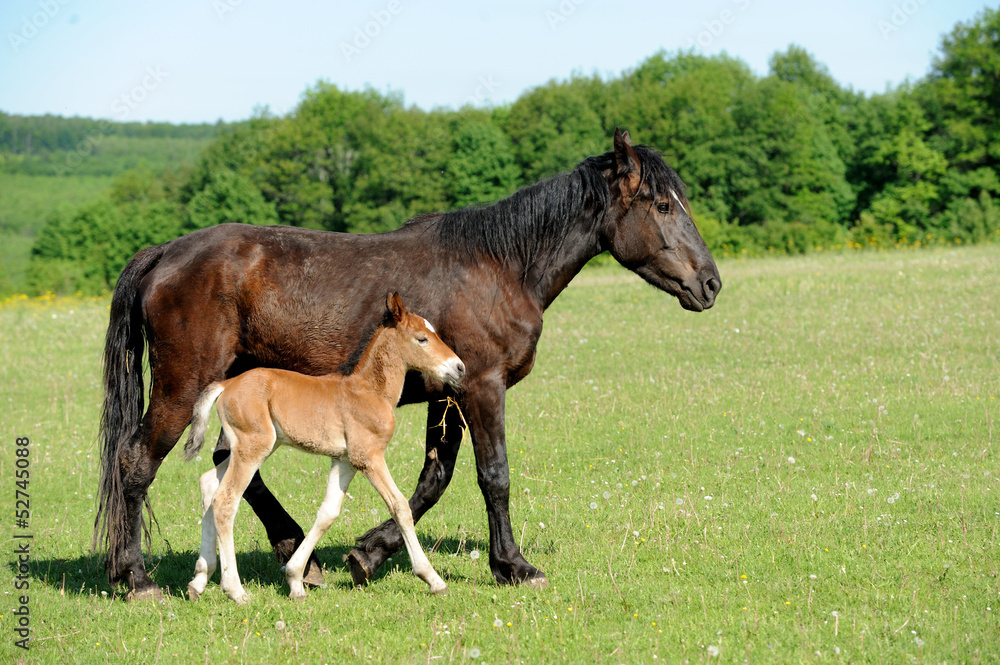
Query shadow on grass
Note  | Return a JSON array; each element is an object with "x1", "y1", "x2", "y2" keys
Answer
[{"x1": 23, "y1": 535, "x2": 488, "y2": 600}]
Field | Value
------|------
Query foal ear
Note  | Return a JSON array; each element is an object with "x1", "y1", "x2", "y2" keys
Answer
[
  {"x1": 386, "y1": 292, "x2": 406, "y2": 324},
  {"x1": 613, "y1": 127, "x2": 641, "y2": 202}
]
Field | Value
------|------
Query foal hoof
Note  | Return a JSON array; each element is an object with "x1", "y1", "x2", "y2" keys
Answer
[
  {"x1": 345, "y1": 549, "x2": 374, "y2": 587},
  {"x1": 126, "y1": 585, "x2": 165, "y2": 603},
  {"x1": 302, "y1": 560, "x2": 326, "y2": 589}
]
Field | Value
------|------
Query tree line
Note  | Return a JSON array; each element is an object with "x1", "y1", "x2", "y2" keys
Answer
[{"x1": 25, "y1": 7, "x2": 1000, "y2": 294}]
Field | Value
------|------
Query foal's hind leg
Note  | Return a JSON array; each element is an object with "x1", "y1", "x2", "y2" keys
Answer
[
  {"x1": 212, "y1": 440, "x2": 325, "y2": 587},
  {"x1": 188, "y1": 458, "x2": 228, "y2": 601},
  {"x1": 363, "y1": 453, "x2": 446, "y2": 594},
  {"x1": 286, "y1": 460, "x2": 356, "y2": 600},
  {"x1": 213, "y1": 440, "x2": 268, "y2": 605}
]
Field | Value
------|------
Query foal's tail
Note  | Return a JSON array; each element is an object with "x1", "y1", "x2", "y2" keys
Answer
[
  {"x1": 183, "y1": 383, "x2": 225, "y2": 461},
  {"x1": 94, "y1": 244, "x2": 166, "y2": 576}
]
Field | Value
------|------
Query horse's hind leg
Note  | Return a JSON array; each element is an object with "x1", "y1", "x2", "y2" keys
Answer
[
  {"x1": 286, "y1": 460, "x2": 355, "y2": 599},
  {"x1": 188, "y1": 458, "x2": 229, "y2": 601},
  {"x1": 363, "y1": 453, "x2": 446, "y2": 594},
  {"x1": 348, "y1": 397, "x2": 463, "y2": 585},
  {"x1": 113, "y1": 395, "x2": 198, "y2": 600}
]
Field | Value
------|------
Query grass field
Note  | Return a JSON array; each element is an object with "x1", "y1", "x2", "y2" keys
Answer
[{"x1": 1, "y1": 245, "x2": 998, "y2": 664}]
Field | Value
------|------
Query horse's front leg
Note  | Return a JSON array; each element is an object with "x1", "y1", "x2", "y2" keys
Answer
[
  {"x1": 463, "y1": 374, "x2": 548, "y2": 587},
  {"x1": 347, "y1": 394, "x2": 464, "y2": 585}
]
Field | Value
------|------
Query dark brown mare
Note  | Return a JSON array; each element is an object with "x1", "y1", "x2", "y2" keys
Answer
[{"x1": 95, "y1": 129, "x2": 721, "y2": 599}]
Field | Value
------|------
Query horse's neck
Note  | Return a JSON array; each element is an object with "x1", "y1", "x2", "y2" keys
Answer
[
  {"x1": 526, "y1": 212, "x2": 604, "y2": 310},
  {"x1": 350, "y1": 328, "x2": 406, "y2": 403}
]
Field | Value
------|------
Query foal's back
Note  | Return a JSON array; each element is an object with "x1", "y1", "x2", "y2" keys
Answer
[{"x1": 216, "y1": 367, "x2": 393, "y2": 461}]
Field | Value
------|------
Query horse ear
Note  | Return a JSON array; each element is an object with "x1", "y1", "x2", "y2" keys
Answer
[
  {"x1": 386, "y1": 292, "x2": 405, "y2": 324},
  {"x1": 613, "y1": 127, "x2": 641, "y2": 202}
]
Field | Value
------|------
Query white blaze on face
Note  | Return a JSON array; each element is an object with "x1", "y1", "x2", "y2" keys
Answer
[
  {"x1": 422, "y1": 317, "x2": 436, "y2": 333},
  {"x1": 671, "y1": 190, "x2": 689, "y2": 216}
]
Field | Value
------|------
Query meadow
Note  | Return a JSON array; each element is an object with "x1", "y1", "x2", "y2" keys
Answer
[{"x1": 1, "y1": 245, "x2": 998, "y2": 664}]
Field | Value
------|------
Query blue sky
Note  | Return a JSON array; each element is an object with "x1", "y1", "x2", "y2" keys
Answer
[{"x1": 0, "y1": 0, "x2": 993, "y2": 124}]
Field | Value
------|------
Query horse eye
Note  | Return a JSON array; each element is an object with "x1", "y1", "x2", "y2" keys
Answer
[
  {"x1": 416, "y1": 336, "x2": 428, "y2": 345},
  {"x1": 657, "y1": 202, "x2": 670, "y2": 214}
]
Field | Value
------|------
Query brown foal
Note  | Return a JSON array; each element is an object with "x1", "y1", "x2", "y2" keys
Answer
[{"x1": 184, "y1": 293, "x2": 465, "y2": 603}]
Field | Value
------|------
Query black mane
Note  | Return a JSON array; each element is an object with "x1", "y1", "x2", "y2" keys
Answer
[{"x1": 415, "y1": 146, "x2": 687, "y2": 270}]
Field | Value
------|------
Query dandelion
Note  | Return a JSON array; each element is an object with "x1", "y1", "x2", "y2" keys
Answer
[
  {"x1": 275, "y1": 620, "x2": 286, "y2": 631},
  {"x1": 469, "y1": 647, "x2": 481, "y2": 658},
  {"x1": 675, "y1": 498, "x2": 684, "y2": 506},
  {"x1": 811, "y1": 493, "x2": 818, "y2": 501},
  {"x1": 633, "y1": 530, "x2": 640, "y2": 538},
  {"x1": 470, "y1": 549, "x2": 481, "y2": 560},
  {"x1": 704, "y1": 495, "x2": 713, "y2": 501},
  {"x1": 493, "y1": 619, "x2": 503, "y2": 628},
  {"x1": 603, "y1": 491, "x2": 610, "y2": 499},
  {"x1": 707, "y1": 645, "x2": 720, "y2": 657},
  {"x1": 590, "y1": 502, "x2": 597, "y2": 509},
  {"x1": 787, "y1": 456, "x2": 796, "y2": 464},
  {"x1": 915, "y1": 637, "x2": 925, "y2": 647}
]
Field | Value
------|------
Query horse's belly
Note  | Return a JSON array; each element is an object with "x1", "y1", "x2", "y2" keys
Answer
[{"x1": 273, "y1": 421, "x2": 349, "y2": 460}]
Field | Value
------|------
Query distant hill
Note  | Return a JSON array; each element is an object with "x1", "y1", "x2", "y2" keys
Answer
[{"x1": 0, "y1": 112, "x2": 229, "y2": 292}]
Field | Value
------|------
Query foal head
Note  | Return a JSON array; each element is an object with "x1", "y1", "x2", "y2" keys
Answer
[{"x1": 384, "y1": 292, "x2": 465, "y2": 388}]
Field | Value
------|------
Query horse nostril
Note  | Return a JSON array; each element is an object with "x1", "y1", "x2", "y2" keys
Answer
[
  {"x1": 456, "y1": 361, "x2": 466, "y2": 377},
  {"x1": 705, "y1": 277, "x2": 720, "y2": 299}
]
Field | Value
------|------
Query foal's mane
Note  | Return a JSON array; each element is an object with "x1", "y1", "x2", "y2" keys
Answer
[{"x1": 408, "y1": 146, "x2": 687, "y2": 270}]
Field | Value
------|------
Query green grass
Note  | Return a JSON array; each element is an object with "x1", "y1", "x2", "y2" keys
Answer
[{"x1": 1, "y1": 246, "x2": 998, "y2": 663}]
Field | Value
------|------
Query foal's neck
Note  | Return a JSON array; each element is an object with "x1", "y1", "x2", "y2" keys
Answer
[{"x1": 348, "y1": 327, "x2": 406, "y2": 403}]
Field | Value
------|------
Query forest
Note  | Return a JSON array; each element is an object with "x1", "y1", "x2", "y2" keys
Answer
[{"x1": 4, "y1": 7, "x2": 998, "y2": 295}]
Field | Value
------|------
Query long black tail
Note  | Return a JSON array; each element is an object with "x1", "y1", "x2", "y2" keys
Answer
[{"x1": 93, "y1": 244, "x2": 166, "y2": 579}]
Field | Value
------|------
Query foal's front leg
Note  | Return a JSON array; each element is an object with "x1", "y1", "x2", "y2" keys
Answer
[
  {"x1": 364, "y1": 453, "x2": 447, "y2": 594},
  {"x1": 286, "y1": 460, "x2": 355, "y2": 599},
  {"x1": 188, "y1": 458, "x2": 229, "y2": 601}
]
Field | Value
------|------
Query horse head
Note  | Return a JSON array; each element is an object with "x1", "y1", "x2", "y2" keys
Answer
[{"x1": 601, "y1": 128, "x2": 721, "y2": 312}]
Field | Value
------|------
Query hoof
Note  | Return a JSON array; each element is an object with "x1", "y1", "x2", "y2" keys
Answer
[
  {"x1": 126, "y1": 585, "x2": 165, "y2": 603},
  {"x1": 430, "y1": 584, "x2": 449, "y2": 596},
  {"x1": 186, "y1": 584, "x2": 202, "y2": 602},
  {"x1": 302, "y1": 560, "x2": 326, "y2": 588},
  {"x1": 230, "y1": 591, "x2": 251, "y2": 605},
  {"x1": 525, "y1": 574, "x2": 550, "y2": 590},
  {"x1": 345, "y1": 549, "x2": 374, "y2": 587}
]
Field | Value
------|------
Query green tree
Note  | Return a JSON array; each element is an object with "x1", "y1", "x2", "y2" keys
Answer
[
  {"x1": 445, "y1": 115, "x2": 520, "y2": 208},
  {"x1": 187, "y1": 169, "x2": 278, "y2": 229}
]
